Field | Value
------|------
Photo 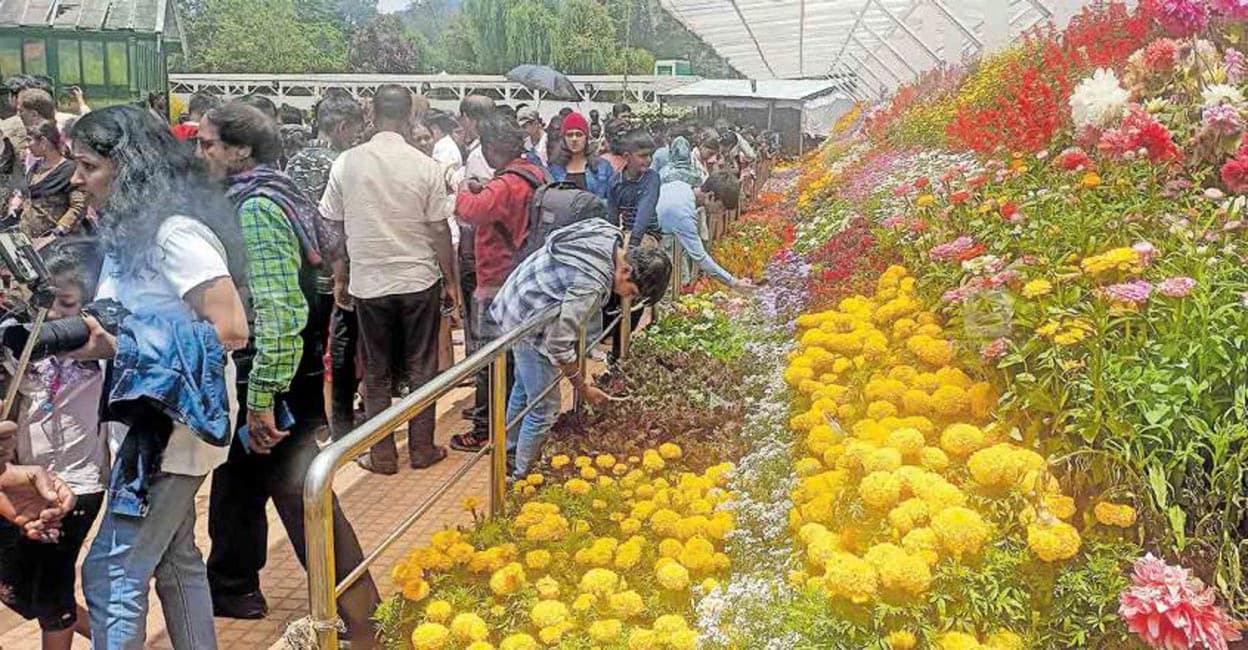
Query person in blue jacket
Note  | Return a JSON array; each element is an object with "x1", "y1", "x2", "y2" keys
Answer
[{"x1": 548, "y1": 111, "x2": 613, "y2": 200}]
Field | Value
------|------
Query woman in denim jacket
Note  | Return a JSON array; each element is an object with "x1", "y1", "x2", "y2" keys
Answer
[
  {"x1": 66, "y1": 105, "x2": 250, "y2": 650},
  {"x1": 548, "y1": 111, "x2": 613, "y2": 200}
]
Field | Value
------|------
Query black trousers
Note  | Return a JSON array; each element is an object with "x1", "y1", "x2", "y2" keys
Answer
[
  {"x1": 328, "y1": 306, "x2": 360, "y2": 441},
  {"x1": 207, "y1": 372, "x2": 380, "y2": 638},
  {"x1": 468, "y1": 292, "x2": 513, "y2": 437},
  {"x1": 603, "y1": 293, "x2": 644, "y2": 362},
  {"x1": 356, "y1": 282, "x2": 442, "y2": 469}
]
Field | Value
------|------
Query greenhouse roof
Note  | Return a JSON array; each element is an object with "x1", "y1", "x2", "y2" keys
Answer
[
  {"x1": 0, "y1": 0, "x2": 175, "y2": 35},
  {"x1": 657, "y1": 0, "x2": 1062, "y2": 84},
  {"x1": 661, "y1": 78, "x2": 839, "y2": 101}
]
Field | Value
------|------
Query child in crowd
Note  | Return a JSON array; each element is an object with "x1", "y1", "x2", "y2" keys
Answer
[{"x1": 0, "y1": 237, "x2": 106, "y2": 650}]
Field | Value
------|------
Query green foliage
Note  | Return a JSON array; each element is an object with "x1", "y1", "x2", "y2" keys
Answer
[
  {"x1": 176, "y1": 0, "x2": 348, "y2": 73},
  {"x1": 551, "y1": 0, "x2": 615, "y2": 75},
  {"x1": 348, "y1": 14, "x2": 426, "y2": 73}
]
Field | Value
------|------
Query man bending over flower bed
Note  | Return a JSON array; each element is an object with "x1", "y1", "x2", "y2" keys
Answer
[{"x1": 490, "y1": 219, "x2": 671, "y2": 478}]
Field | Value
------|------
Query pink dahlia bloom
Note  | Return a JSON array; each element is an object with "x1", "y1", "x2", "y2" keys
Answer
[
  {"x1": 1226, "y1": 48, "x2": 1247, "y2": 84},
  {"x1": 1154, "y1": 0, "x2": 1210, "y2": 36},
  {"x1": 1157, "y1": 276, "x2": 1196, "y2": 297},
  {"x1": 1120, "y1": 554, "x2": 1242, "y2": 650},
  {"x1": 1143, "y1": 38, "x2": 1180, "y2": 72},
  {"x1": 1100, "y1": 280, "x2": 1153, "y2": 306},
  {"x1": 1203, "y1": 104, "x2": 1245, "y2": 136},
  {"x1": 1213, "y1": 0, "x2": 1248, "y2": 19}
]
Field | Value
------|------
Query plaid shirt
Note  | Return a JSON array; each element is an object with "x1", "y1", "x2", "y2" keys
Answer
[{"x1": 239, "y1": 196, "x2": 307, "y2": 411}]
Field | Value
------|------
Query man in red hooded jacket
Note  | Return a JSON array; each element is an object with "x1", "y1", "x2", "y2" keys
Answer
[{"x1": 448, "y1": 110, "x2": 548, "y2": 452}]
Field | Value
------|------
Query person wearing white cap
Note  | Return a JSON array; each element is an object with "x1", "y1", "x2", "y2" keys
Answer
[{"x1": 518, "y1": 108, "x2": 547, "y2": 167}]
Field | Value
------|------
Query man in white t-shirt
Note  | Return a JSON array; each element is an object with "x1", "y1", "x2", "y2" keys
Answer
[
  {"x1": 518, "y1": 107, "x2": 548, "y2": 167},
  {"x1": 321, "y1": 85, "x2": 460, "y2": 475}
]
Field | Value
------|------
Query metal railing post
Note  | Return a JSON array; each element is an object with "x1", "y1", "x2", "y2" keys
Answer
[
  {"x1": 669, "y1": 236, "x2": 681, "y2": 302},
  {"x1": 489, "y1": 351, "x2": 509, "y2": 517},
  {"x1": 574, "y1": 322, "x2": 588, "y2": 410},
  {"x1": 304, "y1": 455, "x2": 341, "y2": 649},
  {"x1": 619, "y1": 295, "x2": 632, "y2": 360}
]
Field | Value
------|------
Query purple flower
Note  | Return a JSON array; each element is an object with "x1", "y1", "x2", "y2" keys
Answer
[
  {"x1": 1213, "y1": 0, "x2": 1248, "y2": 19},
  {"x1": 1155, "y1": 0, "x2": 1209, "y2": 36},
  {"x1": 1203, "y1": 104, "x2": 1245, "y2": 136},
  {"x1": 1099, "y1": 280, "x2": 1154, "y2": 305},
  {"x1": 981, "y1": 337, "x2": 1009, "y2": 362},
  {"x1": 1157, "y1": 276, "x2": 1196, "y2": 297},
  {"x1": 929, "y1": 236, "x2": 975, "y2": 262},
  {"x1": 1227, "y1": 48, "x2": 1248, "y2": 84}
]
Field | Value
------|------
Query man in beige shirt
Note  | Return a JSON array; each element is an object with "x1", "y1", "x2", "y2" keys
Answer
[{"x1": 320, "y1": 85, "x2": 460, "y2": 474}]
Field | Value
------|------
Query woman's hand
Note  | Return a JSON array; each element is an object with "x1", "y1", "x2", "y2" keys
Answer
[{"x1": 67, "y1": 315, "x2": 117, "y2": 361}]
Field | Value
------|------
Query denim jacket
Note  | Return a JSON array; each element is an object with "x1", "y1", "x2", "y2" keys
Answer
[
  {"x1": 549, "y1": 158, "x2": 614, "y2": 200},
  {"x1": 105, "y1": 312, "x2": 230, "y2": 517}
]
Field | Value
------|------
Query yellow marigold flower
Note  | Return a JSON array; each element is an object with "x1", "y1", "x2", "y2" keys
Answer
[
  {"x1": 940, "y1": 423, "x2": 986, "y2": 457},
  {"x1": 550, "y1": 454, "x2": 570, "y2": 469},
  {"x1": 425, "y1": 599, "x2": 453, "y2": 623},
  {"x1": 669, "y1": 629, "x2": 699, "y2": 650},
  {"x1": 1044, "y1": 494, "x2": 1077, "y2": 520},
  {"x1": 1027, "y1": 520, "x2": 1082, "y2": 561},
  {"x1": 581, "y1": 466, "x2": 599, "y2": 480},
  {"x1": 916, "y1": 194, "x2": 937, "y2": 208},
  {"x1": 701, "y1": 577, "x2": 720, "y2": 592},
  {"x1": 931, "y1": 506, "x2": 991, "y2": 559},
  {"x1": 402, "y1": 578, "x2": 430, "y2": 602},
  {"x1": 588, "y1": 618, "x2": 623, "y2": 642},
  {"x1": 461, "y1": 496, "x2": 480, "y2": 512},
  {"x1": 524, "y1": 550, "x2": 551, "y2": 571},
  {"x1": 609, "y1": 589, "x2": 645, "y2": 618},
  {"x1": 865, "y1": 542, "x2": 933, "y2": 596},
  {"x1": 867, "y1": 400, "x2": 898, "y2": 420},
  {"x1": 886, "y1": 630, "x2": 919, "y2": 649},
  {"x1": 656, "y1": 560, "x2": 691, "y2": 590},
  {"x1": 902, "y1": 389, "x2": 933, "y2": 416},
  {"x1": 535, "y1": 575, "x2": 560, "y2": 599},
  {"x1": 967, "y1": 444, "x2": 1044, "y2": 489},
  {"x1": 984, "y1": 630, "x2": 1024, "y2": 650},
  {"x1": 527, "y1": 473, "x2": 545, "y2": 486},
  {"x1": 499, "y1": 634, "x2": 539, "y2": 650},
  {"x1": 1094, "y1": 502, "x2": 1137, "y2": 528},
  {"x1": 938, "y1": 632, "x2": 983, "y2": 650},
  {"x1": 574, "y1": 456, "x2": 592, "y2": 469},
  {"x1": 888, "y1": 498, "x2": 931, "y2": 535},
  {"x1": 411, "y1": 622, "x2": 451, "y2": 649},
  {"x1": 628, "y1": 628, "x2": 662, "y2": 650},
  {"x1": 593, "y1": 454, "x2": 616, "y2": 469},
  {"x1": 659, "y1": 442, "x2": 683, "y2": 459},
  {"x1": 863, "y1": 448, "x2": 903, "y2": 473},
  {"x1": 465, "y1": 642, "x2": 494, "y2": 650},
  {"x1": 822, "y1": 551, "x2": 878, "y2": 603},
  {"x1": 859, "y1": 471, "x2": 903, "y2": 509},
  {"x1": 1021, "y1": 279, "x2": 1053, "y2": 298},
  {"x1": 654, "y1": 614, "x2": 689, "y2": 635},
  {"x1": 489, "y1": 562, "x2": 526, "y2": 597},
  {"x1": 1081, "y1": 171, "x2": 1101, "y2": 189},
  {"x1": 614, "y1": 539, "x2": 644, "y2": 570},
  {"x1": 565, "y1": 478, "x2": 591, "y2": 495},
  {"x1": 901, "y1": 527, "x2": 941, "y2": 566},
  {"x1": 907, "y1": 335, "x2": 955, "y2": 367},
  {"x1": 530, "y1": 599, "x2": 569, "y2": 628},
  {"x1": 967, "y1": 382, "x2": 997, "y2": 419},
  {"x1": 642, "y1": 450, "x2": 666, "y2": 472},
  {"x1": 1080, "y1": 247, "x2": 1139, "y2": 276},
  {"x1": 930, "y1": 385, "x2": 970, "y2": 418},
  {"x1": 450, "y1": 613, "x2": 488, "y2": 642},
  {"x1": 920, "y1": 446, "x2": 950, "y2": 471},
  {"x1": 579, "y1": 567, "x2": 620, "y2": 597}
]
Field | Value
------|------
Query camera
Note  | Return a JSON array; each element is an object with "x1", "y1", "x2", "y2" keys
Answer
[{"x1": 0, "y1": 298, "x2": 128, "y2": 359}]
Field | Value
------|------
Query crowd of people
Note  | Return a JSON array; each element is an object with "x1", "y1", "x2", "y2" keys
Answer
[{"x1": 0, "y1": 77, "x2": 770, "y2": 650}]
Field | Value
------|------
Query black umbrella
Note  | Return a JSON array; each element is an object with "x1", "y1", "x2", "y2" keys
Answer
[{"x1": 506, "y1": 64, "x2": 583, "y2": 102}]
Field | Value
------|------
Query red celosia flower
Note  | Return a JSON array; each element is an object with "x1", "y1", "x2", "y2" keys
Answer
[
  {"x1": 957, "y1": 243, "x2": 988, "y2": 261},
  {"x1": 1221, "y1": 155, "x2": 1248, "y2": 193}
]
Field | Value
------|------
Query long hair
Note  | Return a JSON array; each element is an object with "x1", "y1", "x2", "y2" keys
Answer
[
  {"x1": 70, "y1": 106, "x2": 246, "y2": 283},
  {"x1": 550, "y1": 131, "x2": 603, "y2": 169}
]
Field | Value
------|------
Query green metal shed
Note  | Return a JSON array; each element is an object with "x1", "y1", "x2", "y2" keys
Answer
[{"x1": 0, "y1": 0, "x2": 181, "y2": 108}]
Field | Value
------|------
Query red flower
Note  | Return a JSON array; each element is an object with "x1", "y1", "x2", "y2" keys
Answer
[
  {"x1": 910, "y1": 219, "x2": 930, "y2": 233},
  {"x1": 1221, "y1": 155, "x2": 1248, "y2": 194},
  {"x1": 1142, "y1": 37, "x2": 1179, "y2": 72},
  {"x1": 914, "y1": 176, "x2": 931, "y2": 189},
  {"x1": 968, "y1": 175, "x2": 988, "y2": 189},
  {"x1": 957, "y1": 243, "x2": 988, "y2": 261},
  {"x1": 1058, "y1": 147, "x2": 1092, "y2": 171},
  {"x1": 999, "y1": 202, "x2": 1020, "y2": 220},
  {"x1": 950, "y1": 190, "x2": 971, "y2": 205}
]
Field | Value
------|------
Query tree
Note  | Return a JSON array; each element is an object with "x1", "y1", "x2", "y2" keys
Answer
[
  {"x1": 608, "y1": 46, "x2": 656, "y2": 75},
  {"x1": 177, "y1": 0, "x2": 347, "y2": 73},
  {"x1": 552, "y1": 0, "x2": 615, "y2": 74},
  {"x1": 503, "y1": 0, "x2": 556, "y2": 70},
  {"x1": 349, "y1": 14, "x2": 425, "y2": 73}
]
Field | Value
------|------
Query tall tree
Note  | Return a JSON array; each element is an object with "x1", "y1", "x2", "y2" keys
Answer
[
  {"x1": 552, "y1": 0, "x2": 615, "y2": 74},
  {"x1": 503, "y1": 0, "x2": 556, "y2": 70},
  {"x1": 349, "y1": 14, "x2": 425, "y2": 73},
  {"x1": 177, "y1": 0, "x2": 347, "y2": 73}
]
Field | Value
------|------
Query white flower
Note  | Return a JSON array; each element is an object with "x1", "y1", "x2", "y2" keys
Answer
[
  {"x1": 1070, "y1": 68, "x2": 1130, "y2": 129},
  {"x1": 1202, "y1": 83, "x2": 1246, "y2": 109}
]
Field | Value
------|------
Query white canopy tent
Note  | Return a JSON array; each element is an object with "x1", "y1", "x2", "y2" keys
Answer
[{"x1": 657, "y1": 0, "x2": 1104, "y2": 97}]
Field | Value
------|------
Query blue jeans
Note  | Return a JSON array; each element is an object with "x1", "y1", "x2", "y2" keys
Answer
[
  {"x1": 83, "y1": 473, "x2": 216, "y2": 650},
  {"x1": 506, "y1": 341, "x2": 562, "y2": 478}
]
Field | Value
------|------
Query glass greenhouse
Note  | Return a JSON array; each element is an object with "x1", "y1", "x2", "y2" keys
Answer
[{"x1": 0, "y1": 0, "x2": 180, "y2": 108}]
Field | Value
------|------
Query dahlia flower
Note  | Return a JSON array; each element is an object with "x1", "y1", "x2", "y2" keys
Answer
[
  {"x1": 1070, "y1": 69, "x2": 1131, "y2": 129},
  {"x1": 1153, "y1": 0, "x2": 1210, "y2": 36},
  {"x1": 1143, "y1": 38, "x2": 1181, "y2": 72},
  {"x1": 1098, "y1": 106, "x2": 1182, "y2": 162},
  {"x1": 1204, "y1": 105, "x2": 1245, "y2": 138},
  {"x1": 1099, "y1": 280, "x2": 1154, "y2": 306},
  {"x1": 1119, "y1": 554, "x2": 1242, "y2": 649},
  {"x1": 1224, "y1": 153, "x2": 1248, "y2": 193},
  {"x1": 1213, "y1": 0, "x2": 1248, "y2": 19},
  {"x1": 1058, "y1": 147, "x2": 1092, "y2": 171},
  {"x1": 1157, "y1": 276, "x2": 1196, "y2": 297},
  {"x1": 1203, "y1": 83, "x2": 1246, "y2": 109},
  {"x1": 981, "y1": 337, "x2": 1009, "y2": 362},
  {"x1": 1225, "y1": 48, "x2": 1247, "y2": 84}
]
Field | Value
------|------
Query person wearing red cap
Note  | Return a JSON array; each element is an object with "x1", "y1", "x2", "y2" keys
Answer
[{"x1": 548, "y1": 111, "x2": 613, "y2": 200}]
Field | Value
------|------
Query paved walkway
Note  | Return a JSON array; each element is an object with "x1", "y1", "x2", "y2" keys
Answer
[{"x1": 0, "y1": 383, "x2": 505, "y2": 649}]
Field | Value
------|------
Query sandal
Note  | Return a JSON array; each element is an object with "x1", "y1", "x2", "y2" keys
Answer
[
  {"x1": 450, "y1": 432, "x2": 489, "y2": 453},
  {"x1": 411, "y1": 445, "x2": 449, "y2": 469}
]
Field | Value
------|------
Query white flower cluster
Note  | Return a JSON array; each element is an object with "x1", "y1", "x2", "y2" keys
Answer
[{"x1": 1070, "y1": 68, "x2": 1130, "y2": 129}]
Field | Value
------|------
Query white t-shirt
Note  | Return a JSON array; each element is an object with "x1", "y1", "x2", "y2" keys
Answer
[
  {"x1": 433, "y1": 135, "x2": 465, "y2": 251},
  {"x1": 96, "y1": 215, "x2": 239, "y2": 477},
  {"x1": 16, "y1": 359, "x2": 108, "y2": 495}
]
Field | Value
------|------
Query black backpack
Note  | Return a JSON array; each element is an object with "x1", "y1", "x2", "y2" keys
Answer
[{"x1": 495, "y1": 166, "x2": 608, "y2": 269}]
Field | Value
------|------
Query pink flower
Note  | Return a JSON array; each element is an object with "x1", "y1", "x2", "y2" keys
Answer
[
  {"x1": 1226, "y1": 48, "x2": 1247, "y2": 84},
  {"x1": 1157, "y1": 276, "x2": 1196, "y2": 297},
  {"x1": 1134, "y1": 241, "x2": 1158, "y2": 266},
  {"x1": 929, "y1": 236, "x2": 975, "y2": 262},
  {"x1": 981, "y1": 338, "x2": 1009, "y2": 362},
  {"x1": 881, "y1": 215, "x2": 907, "y2": 229},
  {"x1": 1153, "y1": 0, "x2": 1210, "y2": 36},
  {"x1": 950, "y1": 189, "x2": 971, "y2": 205},
  {"x1": 1120, "y1": 554, "x2": 1241, "y2": 650},
  {"x1": 1143, "y1": 38, "x2": 1180, "y2": 71},
  {"x1": 1203, "y1": 104, "x2": 1244, "y2": 136},
  {"x1": 1058, "y1": 147, "x2": 1092, "y2": 171},
  {"x1": 1213, "y1": 0, "x2": 1248, "y2": 19},
  {"x1": 1100, "y1": 280, "x2": 1154, "y2": 305},
  {"x1": 1099, "y1": 106, "x2": 1182, "y2": 162}
]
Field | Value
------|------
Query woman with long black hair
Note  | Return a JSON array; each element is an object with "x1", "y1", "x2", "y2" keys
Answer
[
  {"x1": 67, "y1": 105, "x2": 249, "y2": 649},
  {"x1": 548, "y1": 111, "x2": 614, "y2": 200}
]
